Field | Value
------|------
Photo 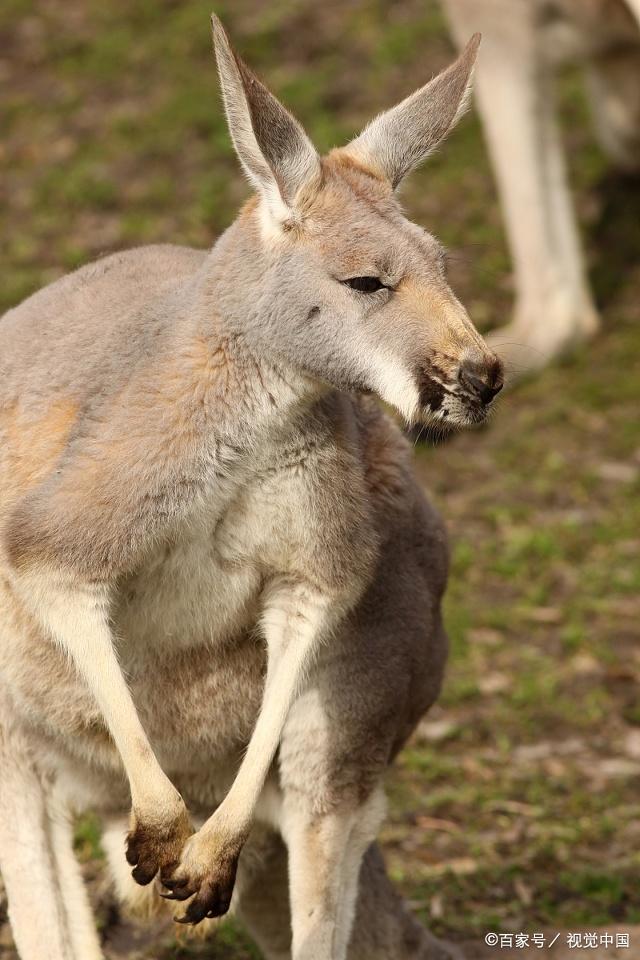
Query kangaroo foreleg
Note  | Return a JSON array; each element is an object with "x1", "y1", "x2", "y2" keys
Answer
[{"x1": 9, "y1": 570, "x2": 193, "y2": 887}]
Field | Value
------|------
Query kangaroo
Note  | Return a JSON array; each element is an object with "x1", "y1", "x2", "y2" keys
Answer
[
  {"x1": 0, "y1": 17, "x2": 502, "y2": 960},
  {"x1": 442, "y1": 0, "x2": 640, "y2": 375}
]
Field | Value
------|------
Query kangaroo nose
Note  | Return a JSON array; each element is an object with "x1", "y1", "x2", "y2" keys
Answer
[{"x1": 459, "y1": 356, "x2": 504, "y2": 405}]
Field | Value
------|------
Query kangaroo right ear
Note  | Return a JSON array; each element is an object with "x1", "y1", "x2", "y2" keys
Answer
[
  {"x1": 211, "y1": 15, "x2": 322, "y2": 225},
  {"x1": 342, "y1": 34, "x2": 480, "y2": 189}
]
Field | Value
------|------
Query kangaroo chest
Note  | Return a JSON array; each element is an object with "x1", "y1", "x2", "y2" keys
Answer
[{"x1": 113, "y1": 415, "x2": 372, "y2": 666}]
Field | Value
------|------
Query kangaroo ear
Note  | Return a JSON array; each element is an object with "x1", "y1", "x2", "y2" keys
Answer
[
  {"x1": 343, "y1": 34, "x2": 480, "y2": 189},
  {"x1": 211, "y1": 15, "x2": 322, "y2": 222}
]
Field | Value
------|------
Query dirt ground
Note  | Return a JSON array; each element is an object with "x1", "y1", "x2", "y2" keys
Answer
[{"x1": 1, "y1": 0, "x2": 639, "y2": 957}]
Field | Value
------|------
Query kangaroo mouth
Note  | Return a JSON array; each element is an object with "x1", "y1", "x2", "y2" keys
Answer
[
  {"x1": 418, "y1": 374, "x2": 446, "y2": 413},
  {"x1": 416, "y1": 364, "x2": 498, "y2": 428}
]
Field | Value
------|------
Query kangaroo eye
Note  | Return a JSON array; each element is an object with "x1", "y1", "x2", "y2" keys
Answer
[{"x1": 343, "y1": 276, "x2": 386, "y2": 293}]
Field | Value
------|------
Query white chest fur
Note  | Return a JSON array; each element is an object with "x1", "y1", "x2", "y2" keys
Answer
[{"x1": 114, "y1": 505, "x2": 264, "y2": 666}]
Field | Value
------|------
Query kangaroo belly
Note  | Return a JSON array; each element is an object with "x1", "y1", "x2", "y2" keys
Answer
[
  {"x1": 0, "y1": 607, "x2": 265, "y2": 802},
  {"x1": 114, "y1": 528, "x2": 267, "y2": 775}
]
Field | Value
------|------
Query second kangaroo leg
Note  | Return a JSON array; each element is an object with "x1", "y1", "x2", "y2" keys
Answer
[
  {"x1": 349, "y1": 845, "x2": 464, "y2": 960},
  {"x1": 444, "y1": 0, "x2": 599, "y2": 375},
  {"x1": 585, "y1": 43, "x2": 640, "y2": 171}
]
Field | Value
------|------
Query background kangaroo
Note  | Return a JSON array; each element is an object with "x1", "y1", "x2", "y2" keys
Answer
[
  {"x1": 0, "y1": 16, "x2": 502, "y2": 960},
  {"x1": 443, "y1": 0, "x2": 640, "y2": 374}
]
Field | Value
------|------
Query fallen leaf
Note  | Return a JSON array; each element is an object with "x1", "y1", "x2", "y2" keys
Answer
[
  {"x1": 514, "y1": 877, "x2": 533, "y2": 905},
  {"x1": 415, "y1": 816, "x2": 462, "y2": 834},
  {"x1": 523, "y1": 607, "x2": 563, "y2": 624},
  {"x1": 623, "y1": 729, "x2": 640, "y2": 759},
  {"x1": 416, "y1": 718, "x2": 459, "y2": 743},
  {"x1": 478, "y1": 672, "x2": 510, "y2": 694},
  {"x1": 595, "y1": 461, "x2": 639, "y2": 483},
  {"x1": 430, "y1": 893, "x2": 444, "y2": 919}
]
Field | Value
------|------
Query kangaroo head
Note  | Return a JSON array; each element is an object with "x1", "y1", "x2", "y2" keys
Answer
[{"x1": 212, "y1": 16, "x2": 502, "y2": 427}]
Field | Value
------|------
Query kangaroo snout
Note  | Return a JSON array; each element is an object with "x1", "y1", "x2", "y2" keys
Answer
[{"x1": 417, "y1": 345, "x2": 504, "y2": 428}]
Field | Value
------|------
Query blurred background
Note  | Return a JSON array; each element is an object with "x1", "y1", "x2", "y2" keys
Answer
[{"x1": 1, "y1": 0, "x2": 639, "y2": 957}]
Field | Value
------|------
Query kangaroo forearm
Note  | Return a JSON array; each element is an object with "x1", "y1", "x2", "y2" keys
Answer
[
  {"x1": 205, "y1": 614, "x2": 322, "y2": 836},
  {"x1": 10, "y1": 569, "x2": 178, "y2": 813}
]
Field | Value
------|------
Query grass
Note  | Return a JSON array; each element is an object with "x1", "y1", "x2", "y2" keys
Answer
[
  {"x1": 390, "y1": 238, "x2": 640, "y2": 938},
  {"x1": 2, "y1": 0, "x2": 640, "y2": 955}
]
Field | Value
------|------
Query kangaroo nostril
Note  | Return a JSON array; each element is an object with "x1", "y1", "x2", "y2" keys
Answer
[
  {"x1": 459, "y1": 364, "x2": 504, "y2": 405},
  {"x1": 482, "y1": 379, "x2": 503, "y2": 404},
  {"x1": 468, "y1": 374, "x2": 500, "y2": 404}
]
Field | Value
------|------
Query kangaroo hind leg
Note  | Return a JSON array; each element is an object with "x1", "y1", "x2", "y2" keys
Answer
[
  {"x1": 283, "y1": 788, "x2": 386, "y2": 960},
  {"x1": 0, "y1": 725, "x2": 103, "y2": 960},
  {"x1": 48, "y1": 800, "x2": 104, "y2": 960}
]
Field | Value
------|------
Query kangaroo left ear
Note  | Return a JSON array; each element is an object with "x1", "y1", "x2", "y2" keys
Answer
[
  {"x1": 342, "y1": 34, "x2": 480, "y2": 189},
  {"x1": 211, "y1": 14, "x2": 322, "y2": 223}
]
